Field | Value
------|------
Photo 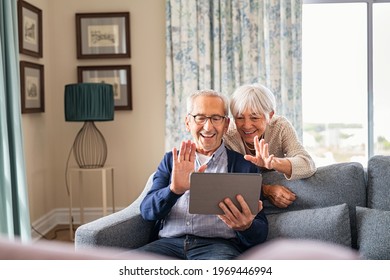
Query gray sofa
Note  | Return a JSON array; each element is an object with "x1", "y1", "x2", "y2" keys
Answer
[{"x1": 75, "y1": 155, "x2": 390, "y2": 260}]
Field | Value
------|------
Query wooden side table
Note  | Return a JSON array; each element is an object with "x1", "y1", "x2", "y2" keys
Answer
[{"x1": 68, "y1": 166, "x2": 115, "y2": 240}]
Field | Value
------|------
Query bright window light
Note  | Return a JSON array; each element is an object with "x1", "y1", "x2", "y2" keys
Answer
[{"x1": 302, "y1": 3, "x2": 367, "y2": 166}]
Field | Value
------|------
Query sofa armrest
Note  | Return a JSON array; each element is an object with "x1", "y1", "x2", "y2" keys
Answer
[
  {"x1": 75, "y1": 173, "x2": 156, "y2": 250},
  {"x1": 75, "y1": 202, "x2": 155, "y2": 250}
]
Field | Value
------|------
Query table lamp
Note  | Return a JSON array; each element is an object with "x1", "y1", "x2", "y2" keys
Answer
[{"x1": 64, "y1": 83, "x2": 114, "y2": 168}]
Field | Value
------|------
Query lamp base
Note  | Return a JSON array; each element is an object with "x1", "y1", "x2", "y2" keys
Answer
[{"x1": 72, "y1": 121, "x2": 107, "y2": 168}]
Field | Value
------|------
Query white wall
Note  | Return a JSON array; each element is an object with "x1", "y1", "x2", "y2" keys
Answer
[{"x1": 21, "y1": 0, "x2": 166, "y2": 224}]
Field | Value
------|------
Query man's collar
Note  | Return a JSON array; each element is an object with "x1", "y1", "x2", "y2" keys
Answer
[{"x1": 196, "y1": 141, "x2": 226, "y2": 160}]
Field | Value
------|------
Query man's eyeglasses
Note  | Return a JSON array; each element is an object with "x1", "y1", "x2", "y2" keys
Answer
[{"x1": 188, "y1": 114, "x2": 227, "y2": 125}]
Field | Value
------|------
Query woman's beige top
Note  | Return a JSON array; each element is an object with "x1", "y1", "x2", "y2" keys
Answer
[{"x1": 224, "y1": 115, "x2": 317, "y2": 180}]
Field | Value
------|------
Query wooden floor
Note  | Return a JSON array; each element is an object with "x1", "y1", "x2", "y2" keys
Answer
[{"x1": 38, "y1": 224, "x2": 79, "y2": 243}]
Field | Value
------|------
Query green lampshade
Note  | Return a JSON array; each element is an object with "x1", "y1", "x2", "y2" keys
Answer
[{"x1": 64, "y1": 83, "x2": 114, "y2": 122}]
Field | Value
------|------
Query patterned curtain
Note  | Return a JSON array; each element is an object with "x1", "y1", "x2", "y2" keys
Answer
[{"x1": 165, "y1": 0, "x2": 302, "y2": 150}]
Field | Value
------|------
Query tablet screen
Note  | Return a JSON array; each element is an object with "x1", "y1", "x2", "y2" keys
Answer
[{"x1": 189, "y1": 172, "x2": 262, "y2": 215}]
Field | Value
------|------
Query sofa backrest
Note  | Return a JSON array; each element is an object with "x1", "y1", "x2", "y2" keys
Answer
[{"x1": 262, "y1": 162, "x2": 367, "y2": 213}]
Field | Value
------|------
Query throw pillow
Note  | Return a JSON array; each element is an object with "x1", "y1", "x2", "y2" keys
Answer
[
  {"x1": 367, "y1": 155, "x2": 390, "y2": 210},
  {"x1": 266, "y1": 203, "x2": 351, "y2": 247},
  {"x1": 356, "y1": 206, "x2": 390, "y2": 260}
]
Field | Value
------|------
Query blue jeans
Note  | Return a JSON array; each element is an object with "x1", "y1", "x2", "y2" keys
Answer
[{"x1": 135, "y1": 235, "x2": 243, "y2": 260}]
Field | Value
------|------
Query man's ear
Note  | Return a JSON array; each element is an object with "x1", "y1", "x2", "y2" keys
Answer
[
  {"x1": 269, "y1": 111, "x2": 275, "y2": 119},
  {"x1": 185, "y1": 115, "x2": 191, "y2": 131}
]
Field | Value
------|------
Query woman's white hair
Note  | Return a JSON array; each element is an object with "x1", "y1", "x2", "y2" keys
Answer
[{"x1": 230, "y1": 83, "x2": 276, "y2": 121}]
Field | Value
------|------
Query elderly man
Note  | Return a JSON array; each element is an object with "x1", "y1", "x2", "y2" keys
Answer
[{"x1": 138, "y1": 89, "x2": 268, "y2": 259}]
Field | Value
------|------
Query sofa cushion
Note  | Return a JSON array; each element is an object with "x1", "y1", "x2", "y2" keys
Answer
[
  {"x1": 262, "y1": 162, "x2": 366, "y2": 249},
  {"x1": 367, "y1": 155, "x2": 390, "y2": 210},
  {"x1": 266, "y1": 203, "x2": 351, "y2": 247},
  {"x1": 356, "y1": 206, "x2": 390, "y2": 260}
]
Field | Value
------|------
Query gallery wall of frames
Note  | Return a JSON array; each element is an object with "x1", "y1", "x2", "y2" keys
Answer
[{"x1": 18, "y1": 0, "x2": 132, "y2": 114}]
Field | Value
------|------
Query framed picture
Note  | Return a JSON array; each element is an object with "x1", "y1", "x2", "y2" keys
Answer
[
  {"x1": 20, "y1": 61, "x2": 45, "y2": 114},
  {"x1": 17, "y1": 0, "x2": 43, "y2": 58},
  {"x1": 76, "y1": 12, "x2": 130, "y2": 59},
  {"x1": 78, "y1": 65, "x2": 132, "y2": 110}
]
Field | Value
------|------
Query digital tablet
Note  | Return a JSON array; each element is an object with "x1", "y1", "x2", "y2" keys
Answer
[{"x1": 189, "y1": 172, "x2": 262, "y2": 215}]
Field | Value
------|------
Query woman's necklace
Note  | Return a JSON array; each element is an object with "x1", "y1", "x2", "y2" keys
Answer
[
  {"x1": 243, "y1": 140, "x2": 256, "y2": 151},
  {"x1": 243, "y1": 135, "x2": 264, "y2": 154}
]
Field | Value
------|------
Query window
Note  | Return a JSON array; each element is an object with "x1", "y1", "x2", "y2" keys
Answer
[{"x1": 302, "y1": 0, "x2": 390, "y2": 167}]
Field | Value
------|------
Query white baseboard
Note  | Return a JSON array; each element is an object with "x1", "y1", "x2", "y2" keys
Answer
[{"x1": 31, "y1": 207, "x2": 118, "y2": 242}]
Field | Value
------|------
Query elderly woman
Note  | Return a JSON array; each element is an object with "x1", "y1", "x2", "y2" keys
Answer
[{"x1": 224, "y1": 83, "x2": 316, "y2": 208}]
